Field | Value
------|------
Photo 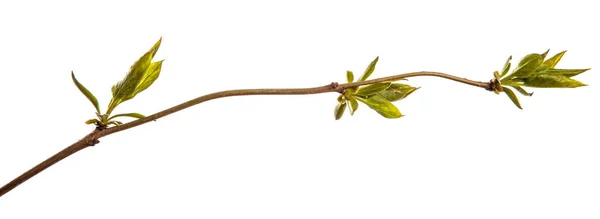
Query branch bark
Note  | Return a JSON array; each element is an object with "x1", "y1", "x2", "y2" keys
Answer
[{"x1": 0, "y1": 71, "x2": 490, "y2": 198}]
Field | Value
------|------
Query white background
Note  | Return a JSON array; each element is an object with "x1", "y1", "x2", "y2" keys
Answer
[{"x1": 1, "y1": 0, "x2": 598, "y2": 218}]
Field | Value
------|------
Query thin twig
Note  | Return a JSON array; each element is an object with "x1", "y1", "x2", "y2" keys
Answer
[{"x1": 0, "y1": 71, "x2": 490, "y2": 197}]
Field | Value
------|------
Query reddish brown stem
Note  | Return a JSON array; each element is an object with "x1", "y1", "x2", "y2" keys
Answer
[{"x1": 0, "y1": 71, "x2": 490, "y2": 197}]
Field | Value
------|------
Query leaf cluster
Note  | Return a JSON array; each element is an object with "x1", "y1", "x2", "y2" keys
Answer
[
  {"x1": 492, "y1": 50, "x2": 590, "y2": 109},
  {"x1": 71, "y1": 38, "x2": 164, "y2": 128},
  {"x1": 334, "y1": 57, "x2": 418, "y2": 120}
]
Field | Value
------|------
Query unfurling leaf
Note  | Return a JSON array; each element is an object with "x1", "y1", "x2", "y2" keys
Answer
[
  {"x1": 500, "y1": 56, "x2": 512, "y2": 77},
  {"x1": 71, "y1": 72, "x2": 101, "y2": 114},
  {"x1": 503, "y1": 86, "x2": 522, "y2": 109},
  {"x1": 108, "y1": 113, "x2": 146, "y2": 121},
  {"x1": 346, "y1": 70, "x2": 354, "y2": 83},
  {"x1": 503, "y1": 53, "x2": 543, "y2": 79},
  {"x1": 510, "y1": 85, "x2": 533, "y2": 96},
  {"x1": 522, "y1": 74, "x2": 587, "y2": 88},
  {"x1": 355, "y1": 95, "x2": 402, "y2": 118},
  {"x1": 357, "y1": 56, "x2": 379, "y2": 81},
  {"x1": 378, "y1": 83, "x2": 418, "y2": 102},
  {"x1": 108, "y1": 37, "x2": 162, "y2": 114},
  {"x1": 334, "y1": 101, "x2": 347, "y2": 120},
  {"x1": 539, "y1": 50, "x2": 566, "y2": 70},
  {"x1": 354, "y1": 82, "x2": 391, "y2": 97},
  {"x1": 535, "y1": 68, "x2": 590, "y2": 77},
  {"x1": 348, "y1": 96, "x2": 359, "y2": 115}
]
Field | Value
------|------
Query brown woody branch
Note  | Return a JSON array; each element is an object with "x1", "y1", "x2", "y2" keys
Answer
[{"x1": 0, "y1": 71, "x2": 490, "y2": 197}]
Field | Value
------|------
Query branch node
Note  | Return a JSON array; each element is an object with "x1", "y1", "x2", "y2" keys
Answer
[
  {"x1": 87, "y1": 139, "x2": 100, "y2": 146},
  {"x1": 330, "y1": 82, "x2": 339, "y2": 89},
  {"x1": 487, "y1": 79, "x2": 498, "y2": 91}
]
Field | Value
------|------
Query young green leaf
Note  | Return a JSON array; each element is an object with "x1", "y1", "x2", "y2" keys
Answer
[
  {"x1": 493, "y1": 71, "x2": 500, "y2": 80},
  {"x1": 346, "y1": 70, "x2": 354, "y2": 83},
  {"x1": 509, "y1": 85, "x2": 533, "y2": 96},
  {"x1": 539, "y1": 50, "x2": 566, "y2": 70},
  {"x1": 107, "y1": 121, "x2": 123, "y2": 126},
  {"x1": 132, "y1": 60, "x2": 163, "y2": 97},
  {"x1": 535, "y1": 68, "x2": 590, "y2": 77},
  {"x1": 334, "y1": 101, "x2": 347, "y2": 120},
  {"x1": 502, "y1": 53, "x2": 543, "y2": 80},
  {"x1": 522, "y1": 74, "x2": 587, "y2": 88},
  {"x1": 348, "y1": 96, "x2": 359, "y2": 115},
  {"x1": 354, "y1": 82, "x2": 391, "y2": 97},
  {"x1": 108, "y1": 113, "x2": 146, "y2": 121},
  {"x1": 71, "y1": 72, "x2": 101, "y2": 114},
  {"x1": 500, "y1": 56, "x2": 512, "y2": 77},
  {"x1": 355, "y1": 95, "x2": 402, "y2": 118},
  {"x1": 502, "y1": 86, "x2": 522, "y2": 109},
  {"x1": 357, "y1": 56, "x2": 379, "y2": 81},
  {"x1": 378, "y1": 83, "x2": 418, "y2": 102},
  {"x1": 85, "y1": 119, "x2": 100, "y2": 125},
  {"x1": 337, "y1": 94, "x2": 344, "y2": 103},
  {"x1": 108, "y1": 37, "x2": 162, "y2": 114}
]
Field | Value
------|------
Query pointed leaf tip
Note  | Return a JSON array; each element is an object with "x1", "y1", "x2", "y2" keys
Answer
[
  {"x1": 510, "y1": 85, "x2": 533, "y2": 96},
  {"x1": 506, "y1": 53, "x2": 543, "y2": 79},
  {"x1": 108, "y1": 38, "x2": 164, "y2": 114},
  {"x1": 523, "y1": 74, "x2": 587, "y2": 88},
  {"x1": 540, "y1": 50, "x2": 567, "y2": 70},
  {"x1": 500, "y1": 56, "x2": 512, "y2": 77},
  {"x1": 71, "y1": 71, "x2": 101, "y2": 114},
  {"x1": 358, "y1": 56, "x2": 379, "y2": 81},
  {"x1": 503, "y1": 86, "x2": 522, "y2": 109},
  {"x1": 133, "y1": 60, "x2": 163, "y2": 96},
  {"x1": 378, "y1": 83, "x2": 418, "y2": 102}
]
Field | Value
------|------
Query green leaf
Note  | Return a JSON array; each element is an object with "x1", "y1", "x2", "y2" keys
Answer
[
  {"x1": 355, "y1": 95, "x2": 402, "y2": 118},
  {"x1": 334, "y1": 101, "x2": 347, "y2": 120},
  {"x1": 378, "y1": 83, "x2": 418, "y2": 102},
  {"x1": 509, "y1": 85, "x2": 533, "y2": 96},
  {"x1": 522, "y1": 74, "x2": 587, "y2": 88},
  {"x1": 502, "y1": 86, "x2": 522, "y2": 109},
  {"x1": 500, "y1": 56, "x2": 512, "y2": 77},
  {"x1": 108, "y1": 37, "x2": 162, "y2": 114},
  {"x1": 108, "y1": 112, "x2": 146, "y2": 121},
  {"x1": 354, "y1": 82, "x2": 391, "y2": 97},
  {"x1": 71, "y1": 71, "x2": 101, "y2": 114},
  {"x1": 346, "y1": 70, "x2": 354, "y2": 83},
  {"x1": 535, "y1": 68, "x2": 590, "y2": 77},
  {"x1": 107, "y1": 121, "x2": 123, "y2": 126},
  {"x1": 348, "y1": 96, "x2": 359, "y2": 115},
  {"x1": 357, "y1": 56, "x2": 379, "y2": 81},
  {"x1": 132, "y1": 60, "x2": 163, "y2": 96},
  {"x1": 502, "y1": 53, "x2": 543, "y2": 80},
  {"x1": 493, "y1": 71, "x2": 500, "y2": 80},
  {"x1": 337, "y1": 94, "x2": 344, "y2": 103},
  {"x1": 539, "y1": 50, "x2": 566, "y2": 70},
  {"x1": 85, "y1": 119, "x2": 100, "y2": 125}
]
